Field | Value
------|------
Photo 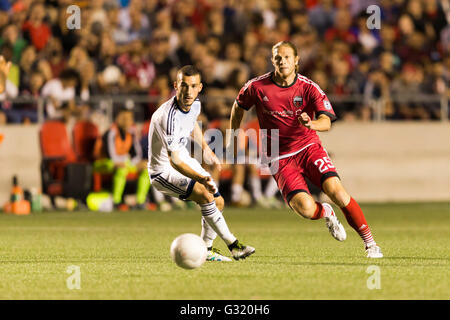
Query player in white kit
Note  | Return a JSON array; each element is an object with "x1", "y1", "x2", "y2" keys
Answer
[{"x1": 148, "y1": 65, "x2": 255, "y2": 261}]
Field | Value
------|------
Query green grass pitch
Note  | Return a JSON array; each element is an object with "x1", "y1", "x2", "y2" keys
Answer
[{"x1": 0, "y1": 202, "x2": 448, "y2": 299}]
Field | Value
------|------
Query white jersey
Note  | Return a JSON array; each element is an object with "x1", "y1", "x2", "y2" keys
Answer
[{"x1": 148, "y1": 96, "x2": 201, "y2": 175}]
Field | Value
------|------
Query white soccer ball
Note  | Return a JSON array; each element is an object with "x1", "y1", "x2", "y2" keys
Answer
[{"x1": 170, "y1": 233, "x2": 207, "y2": 270}]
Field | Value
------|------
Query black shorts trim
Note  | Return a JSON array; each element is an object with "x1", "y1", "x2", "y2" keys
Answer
[
  {"x1": 286, "y1": 189, "x2": 309, "y2": 204},
  {"x1": 214, "y1": 192, "x2": 221, "y2": 198},
  {"x1": 320, "y1": 171, "x2": 340, "y2": 186},
  {"x1": 179, "y1": 179, "x2": 196, "y2": 200}
]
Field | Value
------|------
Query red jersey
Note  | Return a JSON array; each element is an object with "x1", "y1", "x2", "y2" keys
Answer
[{"x1": 236, "y1": 72, "x2": 336, "y2": 160}]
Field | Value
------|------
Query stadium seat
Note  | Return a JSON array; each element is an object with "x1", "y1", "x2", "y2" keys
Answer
[
  {"x1": 39, "y1": 120, "x2": 77, "y2": 206},
  {"x1": 72, "y1": 120, "x2": 99, "y2": 162}
]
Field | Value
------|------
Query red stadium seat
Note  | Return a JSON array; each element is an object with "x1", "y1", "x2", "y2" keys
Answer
[
  {"x1": 73, "y1": 120, "x2": 99, "y2": 162},
  {"x1": 39, "y1": 120, "x2": 77, "y2": 206}
]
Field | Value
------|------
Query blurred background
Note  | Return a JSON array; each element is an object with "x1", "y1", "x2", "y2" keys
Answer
[{"x1": 0, "y1": 0, "x2": 449, "y2": 212}]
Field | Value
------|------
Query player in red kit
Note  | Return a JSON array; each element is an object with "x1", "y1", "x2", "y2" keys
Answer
[{"x1": 229, "y1": 41, "x2": 382, "y2": 258}]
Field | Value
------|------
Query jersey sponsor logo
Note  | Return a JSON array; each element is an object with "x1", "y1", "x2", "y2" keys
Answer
[
  {"x1": 293, "y1": 96, "x2": 303, "y2": 108},
  {"x1": 263, "y1": 108, "x2": 293, "y2": 117}
]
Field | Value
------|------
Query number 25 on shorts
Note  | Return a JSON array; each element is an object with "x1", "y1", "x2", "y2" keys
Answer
[{"x1": 314, "y1": 156, "x2": 335, "y2": 173}]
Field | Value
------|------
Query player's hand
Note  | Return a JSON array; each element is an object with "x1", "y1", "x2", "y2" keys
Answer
[
  {"x1": 299, "y1": 112, "x2": 313, "y2": 129},
  {"x1": 199, "y1": 176, "x2": 216, "y2": 194}
]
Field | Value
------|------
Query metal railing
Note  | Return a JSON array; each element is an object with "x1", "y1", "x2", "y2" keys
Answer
[{"x1": 1, "y1": 93, "x2": 448, "y2": 124}]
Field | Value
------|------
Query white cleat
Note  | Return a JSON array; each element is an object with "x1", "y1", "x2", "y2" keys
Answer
[
  {"x1": 366, "y1": 245, "x2": 383, "y2": 258},
  {"x1": 206, "y1": 248, "x2": 232, "y2": 262},
  {"x1": 323, "y1": 203, "x2": 347, "y2": 241}
]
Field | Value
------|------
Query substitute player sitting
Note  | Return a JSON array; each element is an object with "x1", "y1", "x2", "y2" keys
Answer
[
  {"x1": 148, "y1": 65, "x2": 255, "y2": 261},
  {"x1": 229, "y1": 41, "x2": 382, "y2": 258}
]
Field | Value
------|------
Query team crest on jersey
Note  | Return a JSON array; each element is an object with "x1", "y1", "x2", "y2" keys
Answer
[{"x1": 293, "y1": 96, "x2": 303, "y2": 108}]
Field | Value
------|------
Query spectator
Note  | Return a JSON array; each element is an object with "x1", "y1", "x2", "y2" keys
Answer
[
  {"x1": 118, "y1": 0, "x2": 151, "y2": 43},
  {"x1": 93, "y1": 107, "x2": 150, "y2": 210},
  {"x1": 41, "y1": 68, "x2": 83, "y2": 121},
  {"x1": 6, "y1": 70, "x2": 44, "y2": 123},
  {"x1": 117, "y1": 40, "x2": 155, "y2": 93},
  {"x1": 0, "y1": 24, "x2": 28, "y2": 64},
  {"x1": 22, "y1": 2, "x2": 51, "y2": 51},
  {"x1": 148, "y1": 29, "x2": 177, "y2": 78}
]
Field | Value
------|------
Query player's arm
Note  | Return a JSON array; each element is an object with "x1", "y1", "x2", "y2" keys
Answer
[
  {"x1": 168, "y1": 150, "x2": 216, "y2": 194},
  {"x1": 191, "y1": 121, "x2": 221, "y2": 170},
  {"x1": 230, "y1": 101, "x2": 245, "y2": 130},
  {"x1": 299, "y1": 113, "x2": 331, "y2": 132},
  {"x1": 0, "y1": 56, "x2": 12, "y2": 94}
]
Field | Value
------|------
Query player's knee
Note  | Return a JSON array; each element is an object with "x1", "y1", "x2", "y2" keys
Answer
[
  {"x1": 289, "y1": 193, "x2": 316, "y2": 219},
  {"x1": 215, "y1": 196, "x2": 224, "y2": 211},
  {"x1": 322, "y1": 178, "x2": 349, "y2": 207},
  {"x1": 194, "y1": 185, "x2": 215, "y2": 205}
]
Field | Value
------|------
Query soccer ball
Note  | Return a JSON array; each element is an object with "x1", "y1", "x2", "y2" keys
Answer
[{"x1": 170, "y1": 233, "x2": 207, "y2": 269}]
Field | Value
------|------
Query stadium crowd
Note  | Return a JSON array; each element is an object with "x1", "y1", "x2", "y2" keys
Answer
[{"x1": 0, "y1": 0, "x2": 447, "y2": 124}]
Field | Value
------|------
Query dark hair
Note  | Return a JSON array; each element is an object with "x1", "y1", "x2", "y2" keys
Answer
[
  {"x1": 60, "y1": 68, "x2": 79, "y2": 81},
  {"x1": 177, "y1": 65, "x2": 201, "y2": 78}
]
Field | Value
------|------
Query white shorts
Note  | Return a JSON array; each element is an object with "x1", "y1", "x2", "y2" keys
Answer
[{"x1": 149, "y1": 157, "x2": 219, "y2": 200}]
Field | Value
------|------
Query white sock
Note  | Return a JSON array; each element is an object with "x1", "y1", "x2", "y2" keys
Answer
[
  {"x1": 231, "y1": 184, "x2": 243, "y2": 202},
  {"x1": 200, "y1": 201, "x2": 236, "y2": 246},
  {"x1": 201, "y1": 216, "x2": 217, "y2": 248},
  {"x1": 264, "y1": 177, "x2": 279, "y2": 198},
  {"x1": 250, "y1": 176, "x2": 263, "y2": 200}
]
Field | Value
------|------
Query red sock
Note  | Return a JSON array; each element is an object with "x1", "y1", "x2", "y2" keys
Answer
[
  {"x1": 341, "y1": 197, "x2": 375, "y2": 248},
  {"x1": 311, "y1": 202, "x2": 324, "y2": 220}
]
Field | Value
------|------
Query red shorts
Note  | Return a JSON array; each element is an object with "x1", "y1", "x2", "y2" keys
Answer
[{"x1": 270, "y1": 143, "x2": 339, "y2": 204}]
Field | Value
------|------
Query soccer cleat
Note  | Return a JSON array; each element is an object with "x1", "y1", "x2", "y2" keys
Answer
[
  {"x1": 323, "y1": 203, "x2": 347, "y2": 241},
  {"x1": 228, "y1": 240, "x2": 256, "y2": 260},
  {"x1": 206, "y1": 248, "x2": 232, "y2": 262},
  {"x1": 366, "y1": 245, "x2": 383, "y2": 258}
]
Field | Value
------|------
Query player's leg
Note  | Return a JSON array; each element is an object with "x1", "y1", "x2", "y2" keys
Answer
[
  {"x1": 230, "y1": 164, "x2": 246, "y2": 206},
  {"x1": 248, "y1": 164, "x2": 266, "y2": 207},
  {"x1": 274, "y1": 151, "x2": 346, "y2": 241},
  {"x1": 187, "y1": 183, "x2": 255, "y2": 260},
  {"x1": 264, "y1": 177, "x2": 283, "y2": 208},
  {"x1": 136, "y1": 169, "x2": 151, "y2": 206},
  {"x1": 197, "y1": 193, "x2": 230, "y2": 262},
  {"x1": 322, "y1": 177, "x2": 382, "y2": 258},
  {"x1": 93, "y1": 158, "x2": 128, "y2": 210}
]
